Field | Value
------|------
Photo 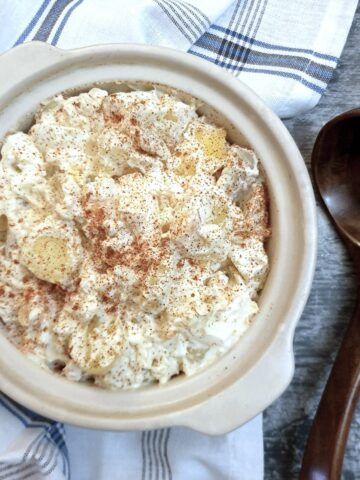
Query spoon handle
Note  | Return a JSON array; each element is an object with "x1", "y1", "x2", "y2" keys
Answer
[{"x1": 300, "y1": 286, "x2": 360, "y2": 480}]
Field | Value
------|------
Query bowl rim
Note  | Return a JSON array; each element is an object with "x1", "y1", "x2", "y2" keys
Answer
[{"x1": 0, "y1": 41, "x2": 317, "y2": 434}]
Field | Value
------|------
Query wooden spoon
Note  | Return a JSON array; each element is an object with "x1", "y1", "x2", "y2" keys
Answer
[{"x1": 300, "y1": 109, "x2": 360, "y2": 480}]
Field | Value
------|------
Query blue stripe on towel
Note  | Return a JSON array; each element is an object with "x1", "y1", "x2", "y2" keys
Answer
[
  {"x1": 192, "y1": 31, "x2": 333, "y2": 82},
  {"x1": 0, "y1": 396, "x2": 69, "y2": 479},
  {"x1": 190, "y1": 49, "x2": 325, "y2": 94},
  {"x1": 14, "y1": 0, "x2": 53, "y2": 46},
  {"x1": 211, "y1": 24, "x2": 338, "y2": 62},
  {"x1": 0, "y1": 397, "x2": 27, "y2": 426},
  {"x1": 32, "y1": 0, "x2": 73, "y2": 41},
  {"x1": 1, "y1": 395, "x2": 51, "y2": 425},
  {"x1": 52, "y1": 0, "x2": 84, "y2": 45}
]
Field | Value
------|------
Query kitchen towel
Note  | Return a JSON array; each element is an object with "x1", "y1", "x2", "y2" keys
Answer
[
  {"x1": 0, "y1": 0, "x2": 357, "y2": 117},
  {"x1": 0, "y1": 392, "x2": 263, "y2": 480},
  {"x1": 0, "y1": 1, "x2": 357, "y2": 479}
]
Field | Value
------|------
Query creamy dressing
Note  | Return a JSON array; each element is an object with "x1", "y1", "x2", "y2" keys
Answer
[{"x1": 0, "y1": 88, "x2": 270, "y2": 389}]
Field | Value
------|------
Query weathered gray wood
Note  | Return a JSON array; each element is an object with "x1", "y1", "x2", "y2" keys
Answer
[{"x1": 263, "y1": 5, "x2": 360, "y2": 480}]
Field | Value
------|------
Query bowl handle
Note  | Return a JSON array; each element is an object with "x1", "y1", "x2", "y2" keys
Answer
[
  {"x1": 176, "y1": 328, "x2": 295, "y2": 434},
  {"x1": 0, "y1": 42, "x2": 65, "y2": 92}
]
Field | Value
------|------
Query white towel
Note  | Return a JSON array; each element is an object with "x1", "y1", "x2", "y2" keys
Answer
[
  {"x1": 0, "y1": 0, "x2": 357, "y2": 117},
  {"x1": 0, "y1": 393, "x2": 263, "y2": 480},
  {"x1": 0, "y1": 1, "x2": 357, "y2": 479}
]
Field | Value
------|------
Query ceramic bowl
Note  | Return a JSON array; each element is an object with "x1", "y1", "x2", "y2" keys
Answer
[{"x1": 0, "y1": 42, "x2": 316, "y2": 434}]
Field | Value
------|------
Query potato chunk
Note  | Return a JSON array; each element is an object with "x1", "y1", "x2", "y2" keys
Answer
[
  {"x1": 20, "y1": 236, "x2": 72, "y2": 284},
  {"x1": 174, "y1": 155, "x2": 197, "y2": 176},
  {"x1": 195, "y1": 127, "x2": 227, "y2": 159},
  {"x1": 69, "y1": 316, "x2": 123, "y2": 374}
]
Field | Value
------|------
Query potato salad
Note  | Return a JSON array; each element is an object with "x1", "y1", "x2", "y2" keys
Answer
[{"x1": 0, "y1": 88, "x2": 270, "y2": 389}]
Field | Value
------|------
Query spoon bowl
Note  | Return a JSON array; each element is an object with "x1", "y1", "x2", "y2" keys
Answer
[
  {"x1": 301, "y1": 109, "x2": 360, "y2": 480},
  {"x1": 312, "y1": 110, "x2": 360, "y2": 246}
]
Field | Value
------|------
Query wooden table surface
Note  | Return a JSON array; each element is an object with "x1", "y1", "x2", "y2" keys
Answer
[{"x1": 263, "y1": 5, "x2": 360, "y2": 480}]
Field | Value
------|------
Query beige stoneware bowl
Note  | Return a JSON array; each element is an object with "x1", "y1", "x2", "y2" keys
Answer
[{"x1": 0, "y1": 42, "x2": 316, "y2": 434}]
